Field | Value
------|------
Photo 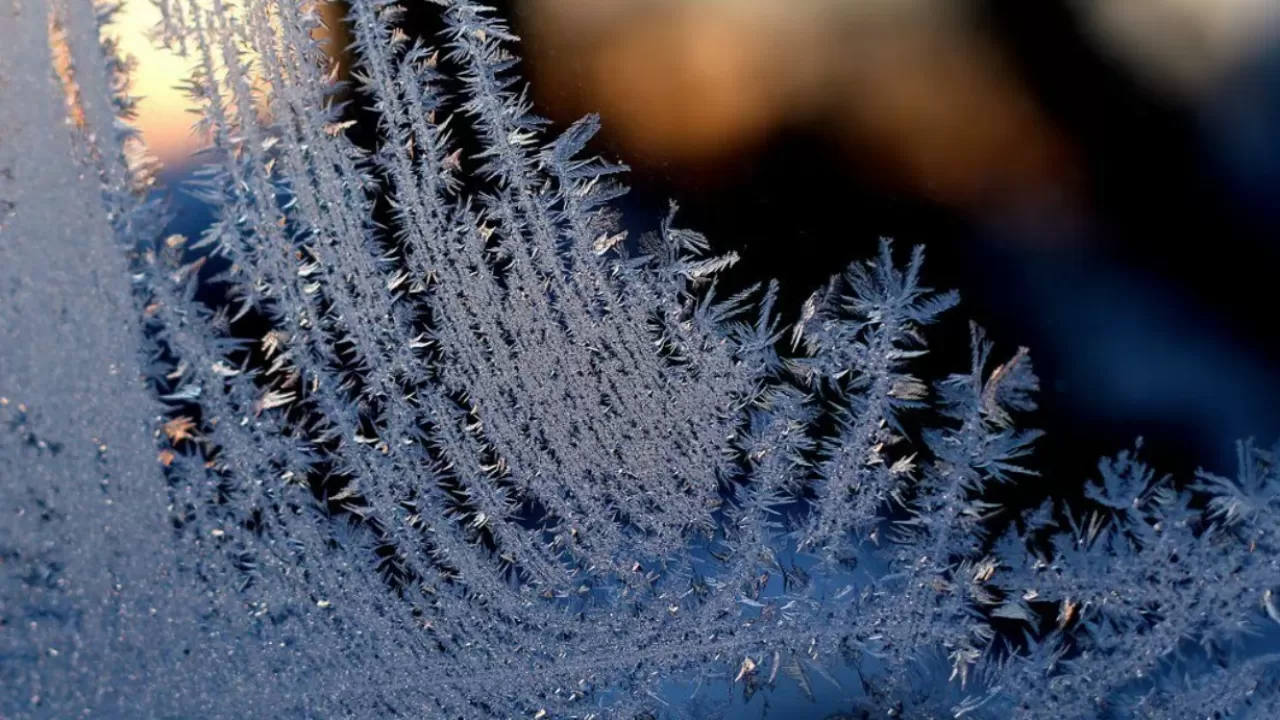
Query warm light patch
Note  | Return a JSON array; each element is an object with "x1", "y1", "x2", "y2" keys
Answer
[
  {"x1": 47, "y1": 10, "x2": 88, "y2": 130},
  {"x1": 110, "y1": 0, "x2": 201, "y2": 165}
]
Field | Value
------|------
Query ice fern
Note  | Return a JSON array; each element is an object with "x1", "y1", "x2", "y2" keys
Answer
[{"x1": 1, "y1": 0, "x2": 1278, "y2": 717}]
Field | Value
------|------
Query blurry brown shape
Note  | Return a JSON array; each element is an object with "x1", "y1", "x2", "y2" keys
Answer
[
  {"x1": 519, "y1": 0, "x2": 1080, "y2": 216},
  {"x1": 829, "y1": 14, "x2": 1080, "y2": 211},
  {"x1": 525, "y1": 0, "x2": 829, "y2": 163},
  {"x1": 590, "y1": 2, "x2": 829, "y2": 162},
  {"x1": 315, "y1": 1, "x2": 354, "y2": 87}
]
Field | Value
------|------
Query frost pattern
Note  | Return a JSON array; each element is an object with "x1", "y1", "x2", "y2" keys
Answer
[{"x1": 1, "y1": 0, "x2": 1278, "y2": 717}]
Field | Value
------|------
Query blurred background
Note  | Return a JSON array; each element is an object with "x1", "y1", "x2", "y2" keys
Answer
[{"x1": 120, "y1": 0, "x2": 1280, "y2": 488}]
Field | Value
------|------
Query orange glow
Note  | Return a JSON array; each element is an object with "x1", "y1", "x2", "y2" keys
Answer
[
  {"x1": 110, "y1": 1, "x2": 201, "y2": 165},
  {"x1": 48, "y1": 11, "x2": 89, "y2": 130},
  {"x1": 521, "y1": 0, "x2": 1081, "y2": 213}
]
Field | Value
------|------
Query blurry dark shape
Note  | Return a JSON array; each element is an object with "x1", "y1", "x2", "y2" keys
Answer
[
  {"x1": 1201, "y1": 39, "x2": 1280, "y2": 233},
  {"x1": 1073, "y1": 0, "x2": 1280, "y2": 235},
  {"x1": 970, "y1": 230, "x2": 1280, "y2": 473}
]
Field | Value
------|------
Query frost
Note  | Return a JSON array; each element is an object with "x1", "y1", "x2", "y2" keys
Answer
[{"x1": 1, "y1": 0, "x2": 1277, "y2": 717}]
